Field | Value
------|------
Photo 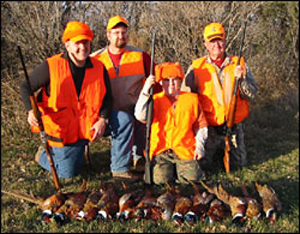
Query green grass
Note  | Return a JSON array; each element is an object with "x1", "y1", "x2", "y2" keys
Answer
[{"x1": 1, "y1": 89, "x2": 299, "y2": 232}]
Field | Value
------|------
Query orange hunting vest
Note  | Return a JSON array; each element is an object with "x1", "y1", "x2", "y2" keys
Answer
[
  {"x1": 93, "y1": 46, "x2": 145, "y2": 113},
  {"x1": 150, "y1": 91, "x2": 203, "y2": 161},
  {"x1": 32, "y1": 54, "x2": 106, "y2": 147},
  {"x1": 192, "y1": 56, "x2": 249, "y2": 126}
]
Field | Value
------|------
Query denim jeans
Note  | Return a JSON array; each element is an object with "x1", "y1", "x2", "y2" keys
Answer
[
  {"x1": 38, "y1": 139, "x2": 88, "y2": 178},
  {"x1": 105, "y1": 110, "x2": 146, "y2": 173}
]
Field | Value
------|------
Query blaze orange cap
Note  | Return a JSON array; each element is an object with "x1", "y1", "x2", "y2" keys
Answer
[
  {"x1": 62, "y1": 21, "x2": 94, "y2": 43},
  {"x1": 155, "y1": 62, "x2": 184, "y2": 82},
  {"x1": 107, "y1": 15, "x2": 129, "y2": 30},
  {"x1": 203, "y1": 22, "x2": 225, "y2": 42}
]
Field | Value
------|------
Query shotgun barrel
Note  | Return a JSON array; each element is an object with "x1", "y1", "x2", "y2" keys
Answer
[
  {"x1": 144, "y1": 29, "x2": 156, "y2": 185},
  {"x1": 18, "y1": 45, "x2": 61, "y2": 190}
]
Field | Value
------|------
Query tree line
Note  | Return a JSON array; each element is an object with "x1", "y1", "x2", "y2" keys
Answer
[{"x1": 1, "y1": 1, "x2": 299, "y2": 107}]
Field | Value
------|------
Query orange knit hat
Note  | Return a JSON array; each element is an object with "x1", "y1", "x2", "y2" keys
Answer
[
  {"x1": 155, "y1": 62, "x2": 184, "y2": 82},
  {"x1": 62, "y1": 21, "x2": 94, "y2": 43}
]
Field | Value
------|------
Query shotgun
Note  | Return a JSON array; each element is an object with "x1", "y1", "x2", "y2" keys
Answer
[
  {"x1": 17, "y1": 45, "x2": 61, "y2": 190},
  {"x1": 144, "y1": 29, "x2": 156, "y2": 185},
  {"x1": 223, "y1": 20, "x2": 247, "y2": 173}
]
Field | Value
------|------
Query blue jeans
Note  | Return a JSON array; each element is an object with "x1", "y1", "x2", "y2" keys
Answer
[
  {"x1": 105, "y1": 110, "x2": 145, "y2": 173},
  {"x1": 38, "y1": 139, "x2": 88, "y2": 178}
]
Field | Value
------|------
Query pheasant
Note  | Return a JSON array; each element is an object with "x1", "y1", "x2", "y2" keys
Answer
[
  {"x1": 255, "y1": 181, "x2": 282, "y2": 223},
  {"x1": 77, "y1": 189, "x2": 103, "y2": 221},
  {"x1": 206, "y1": 198, "x2": 230, "y2": 223},
  {"x1": 53, "y1": 179, "x2": 88, "y2": 225},
  {"x1": 95, "y1": 183, "x2": 119, "y2": 221},
  {"x1": 134, "y1": 187, "x2": 158, "y2": 221},
  {"x1": 240, "y1": 184, "x2": 262, "y2": 220},
  {"x1": 185, "y1": 181, "x2": 214, "y2": 225},
  {"x1": 172, "y1": 196, "x2": 193, "y2": 225},
  {"x1": 200, "y1": 180, "x2": 247, "y2": 224},
  {"x1": 156, "y1": 183, "x2": 179, "y2": 221},
  {"x1": 116, "y1": 192, "x2": 137, "y2": 222},
  {"x1": 1, "y1": 189, "x2": 71, "y2": 223}
]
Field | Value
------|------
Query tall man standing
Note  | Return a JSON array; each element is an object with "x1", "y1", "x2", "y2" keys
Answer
[
  {"x1": 181, "y1": 22, "x2": 258, "y2": 170},
  {"x1": 92, "y1": 15, "x2": 161, "y2": 180}
]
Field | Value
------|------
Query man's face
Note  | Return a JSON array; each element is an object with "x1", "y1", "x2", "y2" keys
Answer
[
  {"x1": 65, "y1": 39, "x2": 91, "y2": 64},
  {"x1": 107, "y1": 25, "x2": 128, "y2": 49},
  {"x1": 204, "y1": 38, "x2": 226, "y2": 59},
  {"x1": 160, "y1": 77, "x2": 181, "y2": 96}
]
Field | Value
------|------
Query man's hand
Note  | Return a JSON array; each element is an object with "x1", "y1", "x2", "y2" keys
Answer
[
  {"x1": 194, "y1": 127, "x2": 208, "y2": 161},
  {"x1": 234, "y1": 65, "x2": 244, "y2": 80},
  {"x1": 90, "y1": 117, "x2": 107, "y2": 141},
  {"x1": 142, "y1": 75, "x2": 156, "y2": 95},
  {"x1": 194, "y1": 148, "x2": 204, "y2": 161},
  {"x1": 27, "y1": 109, "x2": 39, "y2": 126}
]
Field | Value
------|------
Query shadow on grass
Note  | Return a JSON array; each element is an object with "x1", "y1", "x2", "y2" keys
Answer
[
  {"x1": 244, "y1": 94, "x2": 299, "y2": 167},
  {"x1": 263, "y1": 177, "x2": 299, "y2": 215}
]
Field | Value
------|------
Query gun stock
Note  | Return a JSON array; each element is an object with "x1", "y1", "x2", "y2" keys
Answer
[
  {"x1": 223, "y1": 136, "x2": 230, "y2": 173},
  {"x1": 84, "y1": 144, "x2": 91, "y2": 170},
  {"x1": 144, "y1": 29, "x2": 156, "y2": 185},
  {"x1": 18, "y1": 46, "x2": 61, "y2": 190}
]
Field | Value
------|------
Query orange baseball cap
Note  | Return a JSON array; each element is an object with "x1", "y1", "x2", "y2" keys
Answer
[
  {"x1": 62, "y1": 21, "x2": 94, "y2": 43},
  {"x1": 155, "y1": 62, "x2": 184, "y2": 82},
  {"x1": 203, "y1": 22, "x2": 225, "y2": 42},
  {"x1": 107, "y1": 15, "x2": 129, "y2": 30}
]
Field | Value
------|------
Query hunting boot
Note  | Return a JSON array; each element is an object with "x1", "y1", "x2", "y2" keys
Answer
[{"x1": 112, "y1": 171, "x2": 142, "y2": 181}]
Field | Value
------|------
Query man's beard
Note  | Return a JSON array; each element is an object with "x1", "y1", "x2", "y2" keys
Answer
[{"x1": 115, "y1": 39, "x2": 126, "y2": 48}]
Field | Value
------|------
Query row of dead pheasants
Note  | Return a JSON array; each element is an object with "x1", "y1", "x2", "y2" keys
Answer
[{"x1": 1, "y1": 179, "x2": 282, "y2": 226}]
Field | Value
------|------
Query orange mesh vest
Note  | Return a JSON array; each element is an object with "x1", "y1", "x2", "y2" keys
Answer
[
  {"x1": 93, "y1": 46, "x2": 145, "y2": 113},
  {"x1": 150, "y1": 92, "x2": 201, "y2": 161},
  {"x1": 32, "y1": 54, "x2": 106, "y2": 147},
  {"x1": 192, "y1": 56, "x2": 249, "y2": 126}
]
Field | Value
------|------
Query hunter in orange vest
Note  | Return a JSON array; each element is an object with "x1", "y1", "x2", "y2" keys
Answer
[
  {"x1": 135, "y1": 62, "x2": 208, "y2": 185},
  {"x1": 91, "y1": 15, "x2": 162, "y2": 180},
  {"x1": 20, "y1": 21, "x2": 113, "y2": 178},
  {"x1": 181, "y1": 22, "x2": 258, "y2": 170}
]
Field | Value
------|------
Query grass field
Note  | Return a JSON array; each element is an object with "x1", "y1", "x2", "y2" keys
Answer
[{"x1": 1, "y1": 76, "x2": 299, "y2": 233}]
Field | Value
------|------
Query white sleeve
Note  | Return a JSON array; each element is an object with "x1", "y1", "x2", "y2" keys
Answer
[
  {"x1": 195, "y1": 127, "x2": 208, "y2": 156},
  {"x1": 134, "y1": 92, "x2": 151, "y2": 123}
]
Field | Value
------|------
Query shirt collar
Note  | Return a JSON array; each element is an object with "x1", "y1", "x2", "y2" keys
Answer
[{"x1": 206, "y1": 53, "x2": 233, "y2": 67}]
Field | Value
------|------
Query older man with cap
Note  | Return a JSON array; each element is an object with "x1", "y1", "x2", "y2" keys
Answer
[
  {"x1": 91, "y1": 15, "x2": 162, "y2": 180},
  {"x1": 181, "y1": 22, "x2": 258, "y2": 171},
  {"x1": 20, "y1": 21, "x2": 113, "y2": 178},
  {"x1": 135, "y1": 62, "x2": 208, "y2": 184}
]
